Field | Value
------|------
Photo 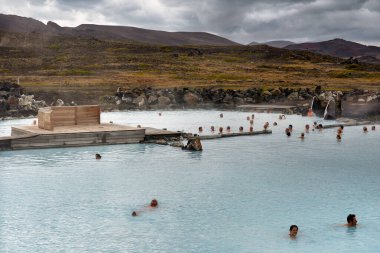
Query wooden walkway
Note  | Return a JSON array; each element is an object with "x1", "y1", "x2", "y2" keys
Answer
[
  {"x1": 191, "y1": 130, "x2": 272, "y2": 140},
  {"x1": 237, "y1": 104, "x2": 297, "y2": 112},
  {"x1": 0, "y1": 124, "x2": 185, "y2": 151}
]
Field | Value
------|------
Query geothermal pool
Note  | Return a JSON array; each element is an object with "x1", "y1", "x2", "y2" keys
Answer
[{"x1": 0, "y1": 110, "x2": 379, "y2": 252}]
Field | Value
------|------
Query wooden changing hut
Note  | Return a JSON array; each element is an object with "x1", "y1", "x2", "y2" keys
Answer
[{"x1": 38, "y1": 105, "x2": 101, "y2": 131}]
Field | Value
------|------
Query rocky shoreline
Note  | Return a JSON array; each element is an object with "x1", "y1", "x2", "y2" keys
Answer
[{"x1": 1, "y1": 81, "x2": 380, "y2": 120}]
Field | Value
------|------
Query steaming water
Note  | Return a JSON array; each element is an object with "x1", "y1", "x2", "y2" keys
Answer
[{"x1": 1, "y1": 110, "x2": 379, "y2": 253}]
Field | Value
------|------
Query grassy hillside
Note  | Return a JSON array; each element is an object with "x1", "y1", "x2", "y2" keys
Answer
[{"x1": 1, "y1": 33, "x2": 380, "y2": 104}]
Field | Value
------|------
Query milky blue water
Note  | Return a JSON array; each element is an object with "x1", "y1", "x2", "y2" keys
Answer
[{"x1": 1, "y1": 111, "x2": 379, "y2": 253}]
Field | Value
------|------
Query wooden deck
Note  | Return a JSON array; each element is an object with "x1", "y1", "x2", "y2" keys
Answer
[
  {"x1": 0, "y1": 123, "x2": 187, "y2": 151},
  {"x1": 0, "y1": 123, "x2": 145, "y2": 151},
  {"x1": 11, "y1": 123, "x2": 138, "y2": 135},
  {"x1": 144, "y1": 127, "x2": 183, "y2": 140}
]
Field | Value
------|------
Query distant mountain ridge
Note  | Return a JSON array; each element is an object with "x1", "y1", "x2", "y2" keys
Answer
[
  {"x1": 285, "y1": 38, "x2": 380, "y2": 59},
  {"x1": 0, "y1": 13, "x2": 239, "y2": 46}
]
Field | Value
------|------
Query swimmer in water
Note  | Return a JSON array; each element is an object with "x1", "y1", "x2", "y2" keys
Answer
[
  {"x1": 363, "y1": 126, "x2": 368, "y2": 133},
  {"x1": 289, "y1": 225, "x2": 298, "y2": 238},
  {"x1": 345, "y1": 214, "x2": 357, "y2": 227},
  {"x1": 95, "y1": 153, "x2": 102, "y2": 160},
  {"x1": 226, "y1": 126, "x2": 231, "y2": 133},
  {"x1": 219, "y1": 127, "x2": 223, "y2": 134},
  {"x1": 150, "y1": 199, "x2": 158, "y2": 207},
  {"x1": 219, "y1": 113, "x2": 223, "y2": 118},
  {"x1": 198, "y1": 126, "x2": 203, "y2": 133},
  {"x1": 132, "y1": 199, "x2": 159, "y2": 217},
  {"x1": 372, "y1": 125, "x2": 376, "y2": 131},
  {"x1": 307, "y1": 108, "x2": 313, "y2": 117},
  {"x1": 300, "y1": 132, "x2": 305, "y2": 140},
  {"x1": 211, "y1": 126, "x2": 215, "y2": 133}
]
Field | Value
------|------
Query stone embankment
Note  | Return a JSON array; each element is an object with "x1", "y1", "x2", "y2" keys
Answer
[
  {"x1": 102, "y1": 85, "x2": 380, "y2": 119},
  {"x1": 2, "y1": 80, "x2": 380, "y2": 120}
]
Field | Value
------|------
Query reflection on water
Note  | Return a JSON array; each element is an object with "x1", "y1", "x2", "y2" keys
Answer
[{"x1": 0, "y1": 110, "x2": 379, "y2": 253}]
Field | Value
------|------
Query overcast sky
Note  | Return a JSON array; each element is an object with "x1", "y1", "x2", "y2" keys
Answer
[{"x1": 1, "y1": 0, "x2": 380, "y2": 46}]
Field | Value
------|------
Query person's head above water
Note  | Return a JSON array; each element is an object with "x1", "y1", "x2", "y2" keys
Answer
[
  {"x1": 289, "y1": 225, "x2": 298, "y2": 237},
  {"x1": 95, "y1": 153, "x2": 102, "y2": 159},
  {"x1": 347, "y1": 214, "x2": 357, "y2": 226},
  {"x1": 150, "y1": 199, "x2": 158, "y2": 207}
]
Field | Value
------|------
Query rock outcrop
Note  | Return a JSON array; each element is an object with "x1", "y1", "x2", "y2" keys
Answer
[{"x1": 0, "y1": 81, "x2": 47, "y2": 118}]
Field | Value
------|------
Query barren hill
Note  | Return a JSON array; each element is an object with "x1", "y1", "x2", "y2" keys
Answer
[{"x1": 0, "y1": 13, "x2": 238, "y2": 46}]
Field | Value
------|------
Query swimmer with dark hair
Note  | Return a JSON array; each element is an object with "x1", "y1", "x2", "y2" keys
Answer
[
  {"x1": 345, "y1": 214, "x2": 357, "y2": 227},
  {"x1": 219, "y1": 127, "x2": 223, "y2": 134},
  {"x1": 219, "y1": 113, "x2": 223, "y2": 118},
  {"x1": 273, "y1": 122, "x2": 278, "y2": 126},
  {"x1": 239, "y1": 126, "x2": 244, "y2": 132},
  {"x1": 300, "y1": 132, "x2": 305, "y2": 140},
  {"x1": 363, "y1": 126, "x2": 368, "y2": 133},
  {"x1": 288, "y1": 124, "x2": 293, "y2": 132},
  {"x1": 263, "y1": 122, "x2": 269, "y2": 130},
  {"x1": 249, "y1": 126, "x2": 253, "y2": 132},
  {"x1": 226, "y1": 126, "x2": 231, "y2": 133},
  {"x1": 95, "y1": 153, "x2": 102, "y2": 159},
  {"x1": 289, "y1": 225, "x2": 298, "y2": 238},
  {"x1": 198, "y1": 126, "x2": 203, "y2": 133},
  {"x1": 246, "y1": 116, "x2": 250, "y2": 121},
  {"x1": 305, "y1": 124, "x2": 310, "y2": 132},
  {"x1": 150, "y1": 199, "x2": 158, "y2": 207},
  {"x1": 372, "y1": 125, "x2": 376, "y2": 131},
  {"x1": 211, "y1": 126, "x2": 215, "y2": 133}
]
